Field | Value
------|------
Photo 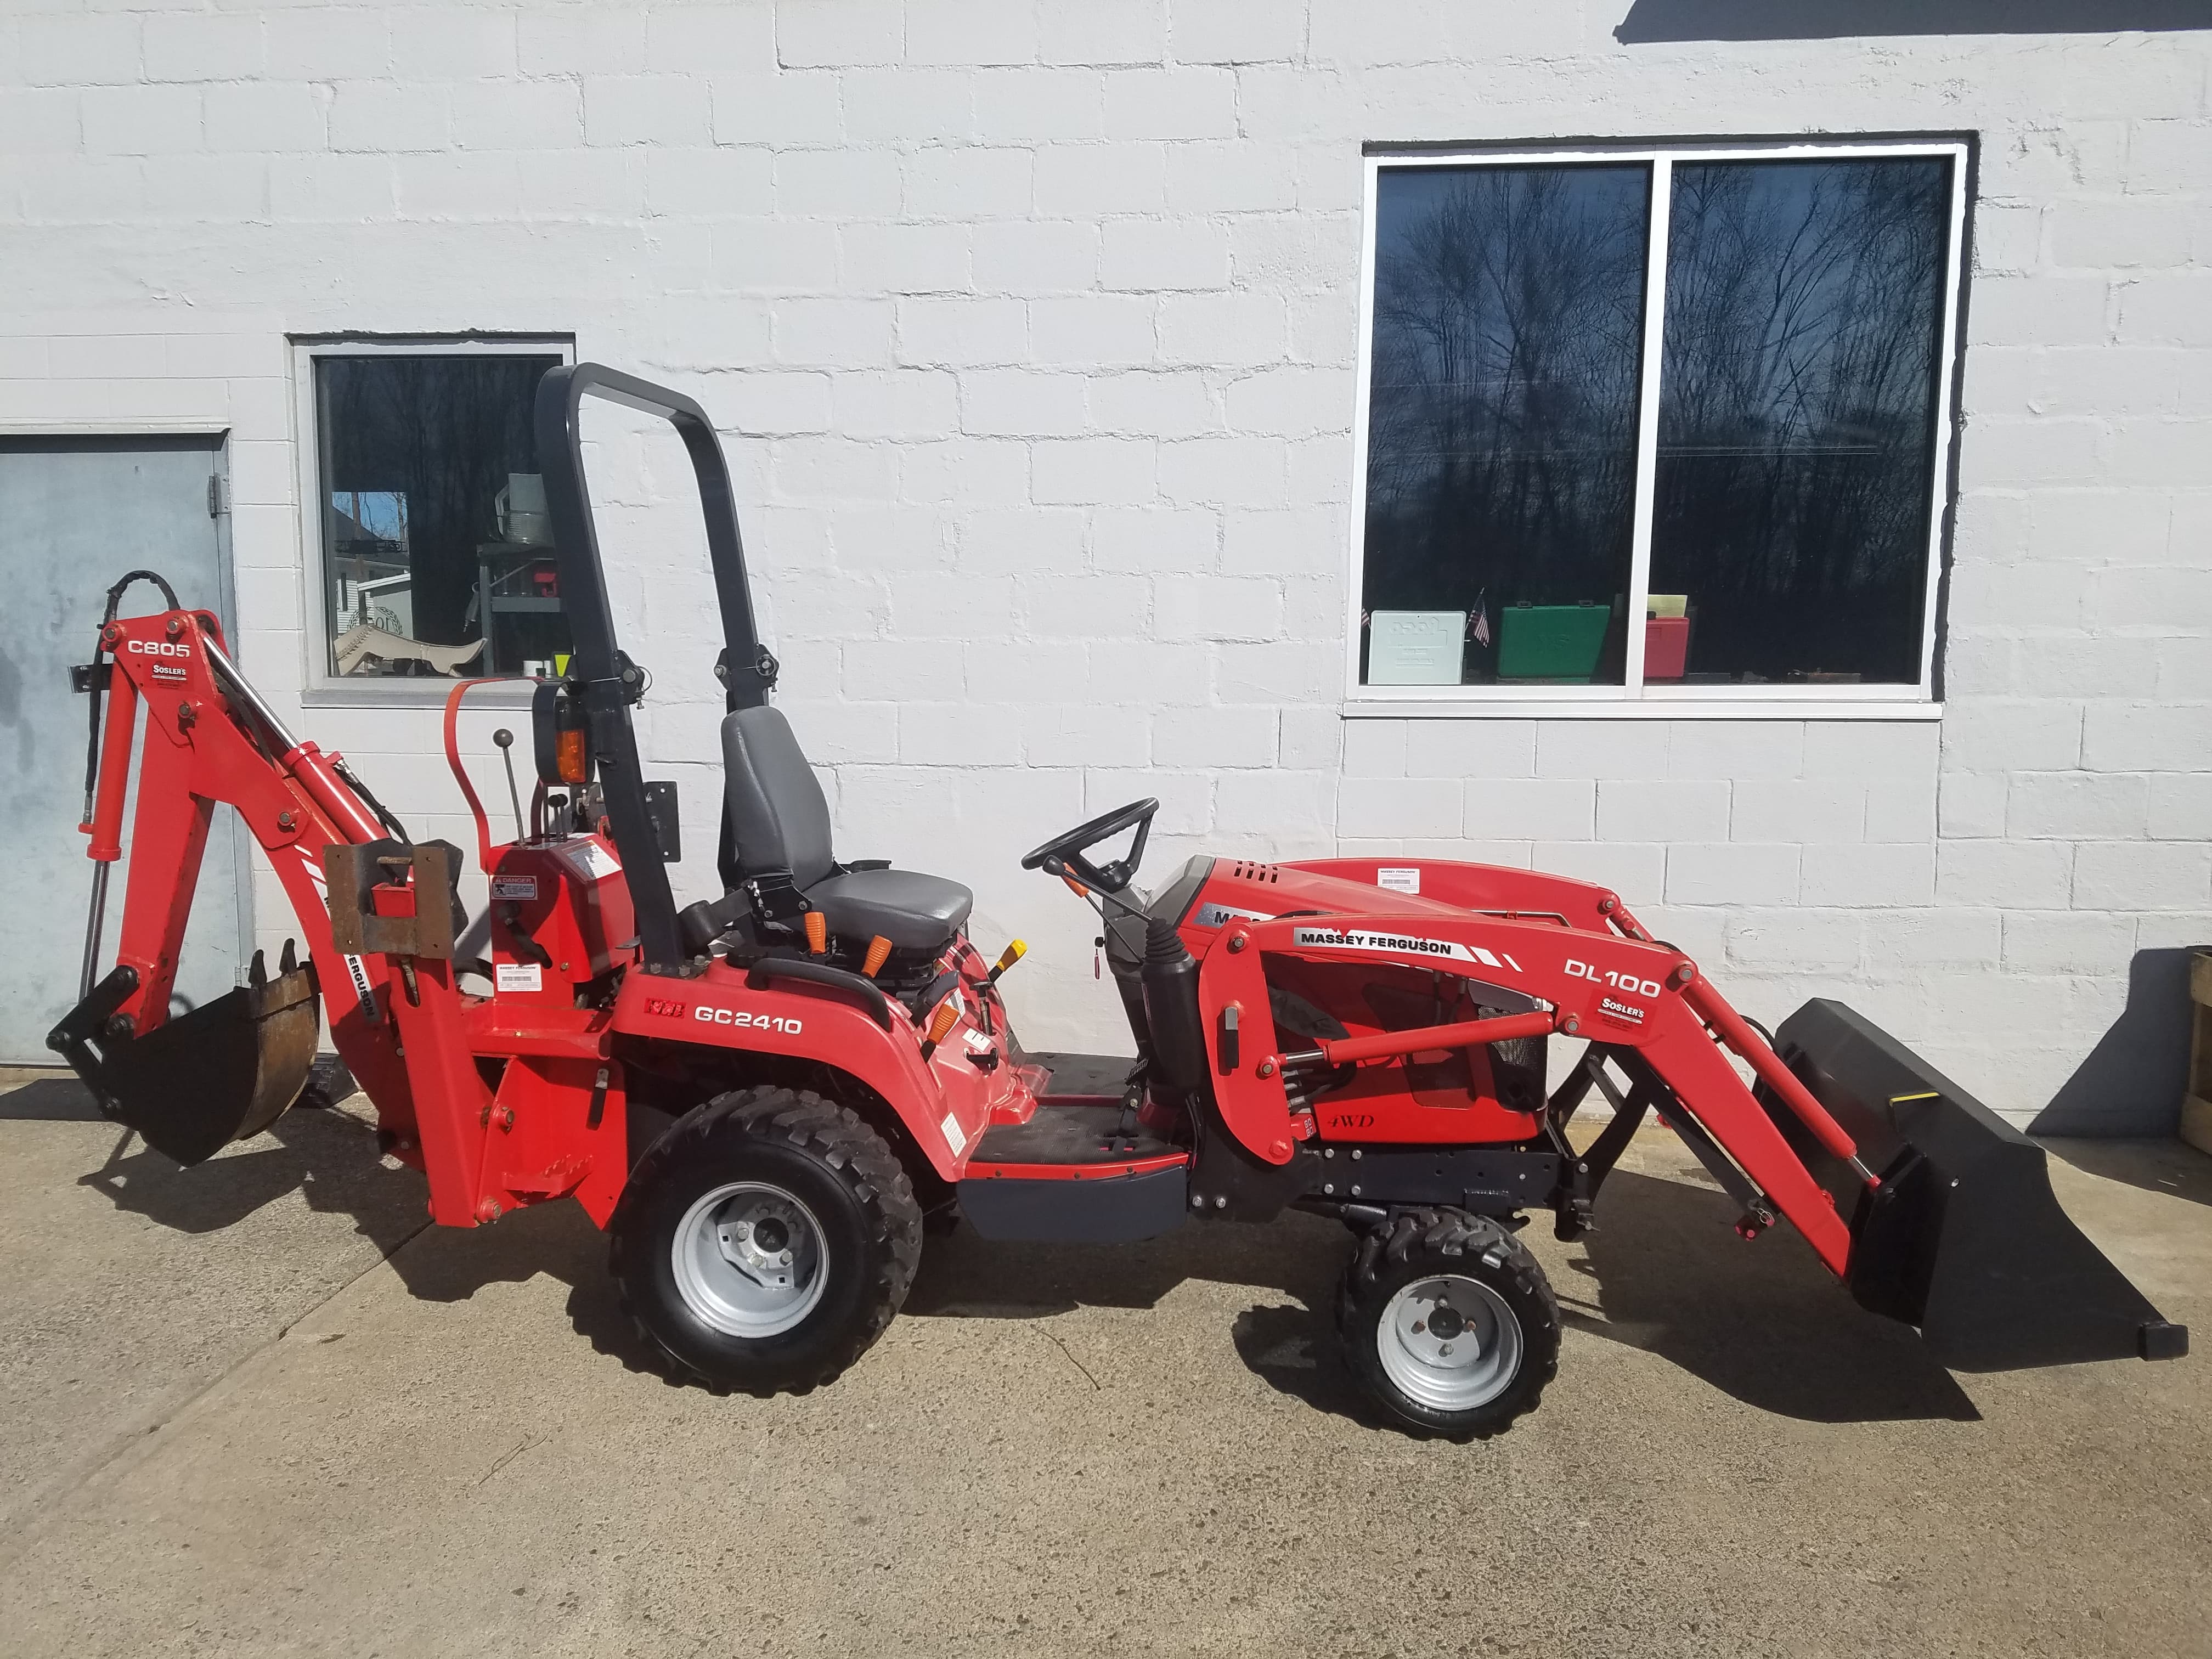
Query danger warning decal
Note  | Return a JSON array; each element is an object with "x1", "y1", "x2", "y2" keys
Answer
[{"x1": 1292, "y1": 926, "x2": 1523, "y2": 975}]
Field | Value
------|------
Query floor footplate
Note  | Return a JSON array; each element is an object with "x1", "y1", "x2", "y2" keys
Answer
[
  {"x1": 972, "y1": 1103, "x2": 1178, "y2": 1168},
  {"x1": 1026, "y1": 1051, "x2": 1140, "y2": 1103}
]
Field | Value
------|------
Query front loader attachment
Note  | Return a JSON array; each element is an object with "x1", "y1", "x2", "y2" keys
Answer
[
  {"x1": 49, "y1": 950, "x2": 321, "y2": 1167},
  {"x1": 1772, "y1": 1000, "x2": 2186, "y2": 1370}
]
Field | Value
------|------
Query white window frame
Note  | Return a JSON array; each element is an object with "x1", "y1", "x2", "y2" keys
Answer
[
  {"x1": 292, "y1": 333, "x2": 575, "y2": 707},
  {"x1": 1344, "y1": 138, "x2": 1969, "y2": 721}
]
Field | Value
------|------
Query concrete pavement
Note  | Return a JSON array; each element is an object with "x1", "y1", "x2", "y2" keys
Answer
[{"x1": 1, "y1": 1066, "x2": 2206, "y2": 1658}]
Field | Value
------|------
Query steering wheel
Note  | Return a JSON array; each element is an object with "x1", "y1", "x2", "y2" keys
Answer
[{"x1": 1020, "y1": 797, "x2": 1159, "y2": 894}]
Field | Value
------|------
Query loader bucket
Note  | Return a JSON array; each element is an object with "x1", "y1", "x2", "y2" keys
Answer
[
  {"x1": 49, "y1": 956, "x2": 321, "y2": 1167},
  {"x1": 1769, "y1": 1000, "x2": 2186, "y2": 1370}
]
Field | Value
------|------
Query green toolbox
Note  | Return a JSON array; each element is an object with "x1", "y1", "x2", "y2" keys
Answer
[{"x1": 1495, "y1": 601, "x2": 1612, "y2": 682}]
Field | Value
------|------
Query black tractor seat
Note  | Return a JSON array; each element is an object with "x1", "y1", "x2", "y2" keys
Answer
[{"x1": 714, "y1": 704, "x2": 972, "y2": 953}]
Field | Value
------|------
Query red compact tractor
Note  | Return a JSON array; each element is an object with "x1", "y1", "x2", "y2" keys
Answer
[{"x1": 50, "y1": 365, "x2": 2183, "y2": 1437}]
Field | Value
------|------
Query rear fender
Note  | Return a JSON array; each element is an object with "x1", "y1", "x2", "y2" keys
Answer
[{"x1": 610, "y1": 967, "x2": 980, "y2": 1181}]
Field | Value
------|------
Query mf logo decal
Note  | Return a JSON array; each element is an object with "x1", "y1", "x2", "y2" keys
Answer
[
  {"x1": 642, "y1": 996, "x2": 687, "y2": 1019},
  {"x1": 1293, "y1": 926, "x2": 1522, "y2": 975}
]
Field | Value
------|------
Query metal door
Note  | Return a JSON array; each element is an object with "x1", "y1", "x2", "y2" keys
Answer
[{"x1": 0, "y1": 436, "x2": 247, "y2": 1063}]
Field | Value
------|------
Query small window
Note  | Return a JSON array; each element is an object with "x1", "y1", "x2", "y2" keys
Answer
[
  {"x1": 1351, "y1": 140, "x2": 1964, "y2": 709},
  {"x1": 302, "y1": 341, "x2": 572, "y2": 684}
]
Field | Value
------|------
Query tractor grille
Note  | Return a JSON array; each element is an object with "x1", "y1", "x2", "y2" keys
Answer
[{"x1": 1229, "y1": 861, "x2": 1281, "y2": 884}]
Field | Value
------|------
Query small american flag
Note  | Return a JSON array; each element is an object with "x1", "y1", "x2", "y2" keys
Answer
[{"x1": 1469, "y1": 591, "x2": 1492, "y2": 649}]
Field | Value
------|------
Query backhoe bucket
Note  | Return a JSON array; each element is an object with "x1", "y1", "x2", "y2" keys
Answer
[
  {"x1": 49, "y1": 956, "x2": 321, "y2": 1167},
  {"x1": 1771, "y1": 1000, "x2": 2186, "y2": 1370}
]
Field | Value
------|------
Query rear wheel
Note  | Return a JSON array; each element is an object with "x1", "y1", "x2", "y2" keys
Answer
[
  {"x1": 1338, "y1": 1208, "x2": 1559, "y2": 1438},
  {"x1": 610, "y1": 1086, "x2": 922, "y2": 1394}
]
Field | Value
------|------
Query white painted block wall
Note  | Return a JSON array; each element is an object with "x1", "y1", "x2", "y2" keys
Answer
[{"x1": 1, "y1": 3, "x2": 2205, "y2": 1125}]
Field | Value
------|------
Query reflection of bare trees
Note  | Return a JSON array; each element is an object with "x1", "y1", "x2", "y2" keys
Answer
[
  {"x1": 1654, "y1": 159, "x2": 1949, "y2": 683},
  {"x1": 1364, "y1": 165, "x2": 1648, "y2": 618},
  {"x1": 319, "y1": 357, "x2": 556, "y2": 659},
  {"x1": 1362, "y1": 156, "x2": 1951, "y2": 688}
]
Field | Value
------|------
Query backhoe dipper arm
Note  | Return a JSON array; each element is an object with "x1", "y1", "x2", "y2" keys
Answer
[{"x1": 77, "y1": 607, "x2": 411, "y2": 1124}]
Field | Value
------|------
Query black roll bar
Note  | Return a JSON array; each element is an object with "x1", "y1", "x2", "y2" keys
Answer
[{"x1": 534, "y1": 362, "x2": 777, "y2": 975}]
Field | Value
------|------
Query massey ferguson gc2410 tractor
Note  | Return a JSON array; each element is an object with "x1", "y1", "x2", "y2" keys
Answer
[{"x1": 50, "y1": 365, "x2": 2183, "y2": 1437}]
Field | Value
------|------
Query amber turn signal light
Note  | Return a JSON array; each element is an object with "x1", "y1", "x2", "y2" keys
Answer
[{"x1": 555, "y1": 726, "x2": 589, "y2": 786}]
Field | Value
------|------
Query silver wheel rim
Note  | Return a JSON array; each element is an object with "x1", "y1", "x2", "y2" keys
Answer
[
  {"x1": 672, "y1": 1182, "x2": 828, "y2": 1339},
  {"x1": 1377, "y1": 1273, "x2": 1523, "y2": 1413}
]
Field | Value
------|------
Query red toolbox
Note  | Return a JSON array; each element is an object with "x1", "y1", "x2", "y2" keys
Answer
[{"x1": 1645, "y1": 615, "x2": 1690, "y2": 679}]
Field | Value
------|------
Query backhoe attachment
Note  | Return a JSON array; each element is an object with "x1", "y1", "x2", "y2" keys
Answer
[{"x1": 50, "y1": 945, "x2": 320, "y2": 1167}]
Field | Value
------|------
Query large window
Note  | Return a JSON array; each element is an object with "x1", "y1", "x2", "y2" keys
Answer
[
  {"x1": 1350, "y1": 141, "x2": 1965, "y2": 710},
  {"x1": 298, "y1": 338, "x2": 573, "y2": 689}
]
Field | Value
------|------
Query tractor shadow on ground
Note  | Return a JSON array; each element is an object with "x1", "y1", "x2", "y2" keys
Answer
[
  {"x1": 71, "y1": 1095, "x2": 428, "y2": 1251},
  {"x1": 905, "y1": 1205, "x2": 1345, "y2": 1322},
  {"x1": 910, "y1": 1166, "x2": 1978, "y2": 1428},
  {"x1": 0, "y1": 1076, "x2": 110, "y2": 1121},
  {"x1": 49, "y1": 1073, "x2": 646, "y2": 1370},
  {"x1": 30, "y1": 1063, "x2": 636, "y2": 1376},
  {"x1": 1556, "y1": 1170, "x2": 1979, "y2": 1424},
  {"x1": 906, "y1": 1206, "x2": 1403, "y2": 1429},
  {"x1": 2042, "y1": 1137, "x2": 2212, "y2": 1211}
]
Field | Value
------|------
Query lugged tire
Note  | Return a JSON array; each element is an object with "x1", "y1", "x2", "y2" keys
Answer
[
  {"x1": 1336, "y1": 1207, "x2": 1560, "y2": 1438},
  {"x1": 609, "y1": 1086, "x2": 922, "y2": 1395}
]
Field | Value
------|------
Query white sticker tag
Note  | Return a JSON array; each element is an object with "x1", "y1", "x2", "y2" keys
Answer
[
  {"x1": 556, "y1": 839, "x2": 623, "y2": 883},
  {"x1": 490, "y1": 875, "x2": 539, "y2": 901},
  {"x1": 1376, "y1": 867, "x2": 1421, "y2": 894},
  {"x1": 940, "y1": 1111, "x2": 966, "y2": 1155},
  {"x1": 344, "y1": 953, "x2": 376, "y2": 1007},
  {"x1": 495, "y1": 962, "x2": 544, "y2": 992}
]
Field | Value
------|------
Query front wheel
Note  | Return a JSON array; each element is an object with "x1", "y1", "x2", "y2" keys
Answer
[
  {"x1": 1338, "y1": 1209, "x2": 1559, "y2": 1438},
  {"x1": 610, "y1": 1087, "x2": 922, "y2": 1395}
]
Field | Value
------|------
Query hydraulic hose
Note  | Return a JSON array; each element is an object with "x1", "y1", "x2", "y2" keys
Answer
[
  {"x1": 76, "y1": 571, "x2": 185, "y2": 998},
  {"x1": 80, "y1": 569, "x2": 183, "y2": 826}
]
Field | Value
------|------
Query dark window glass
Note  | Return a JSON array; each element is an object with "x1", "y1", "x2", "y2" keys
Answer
[
  {"x1": 1361, "y1": 163, "x2": 1650, "y2": 686},
  {"x1": 317, "y1": 354, "x2": 567, "y2": 678},
  {"x1": 1649, "y1": 157, "x2": 1951, "y2": 685}
]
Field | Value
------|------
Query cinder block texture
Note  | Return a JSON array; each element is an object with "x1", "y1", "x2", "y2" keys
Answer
[{"x1": 3, "y1": 7, "x2": 2206, "y2": 1113}]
